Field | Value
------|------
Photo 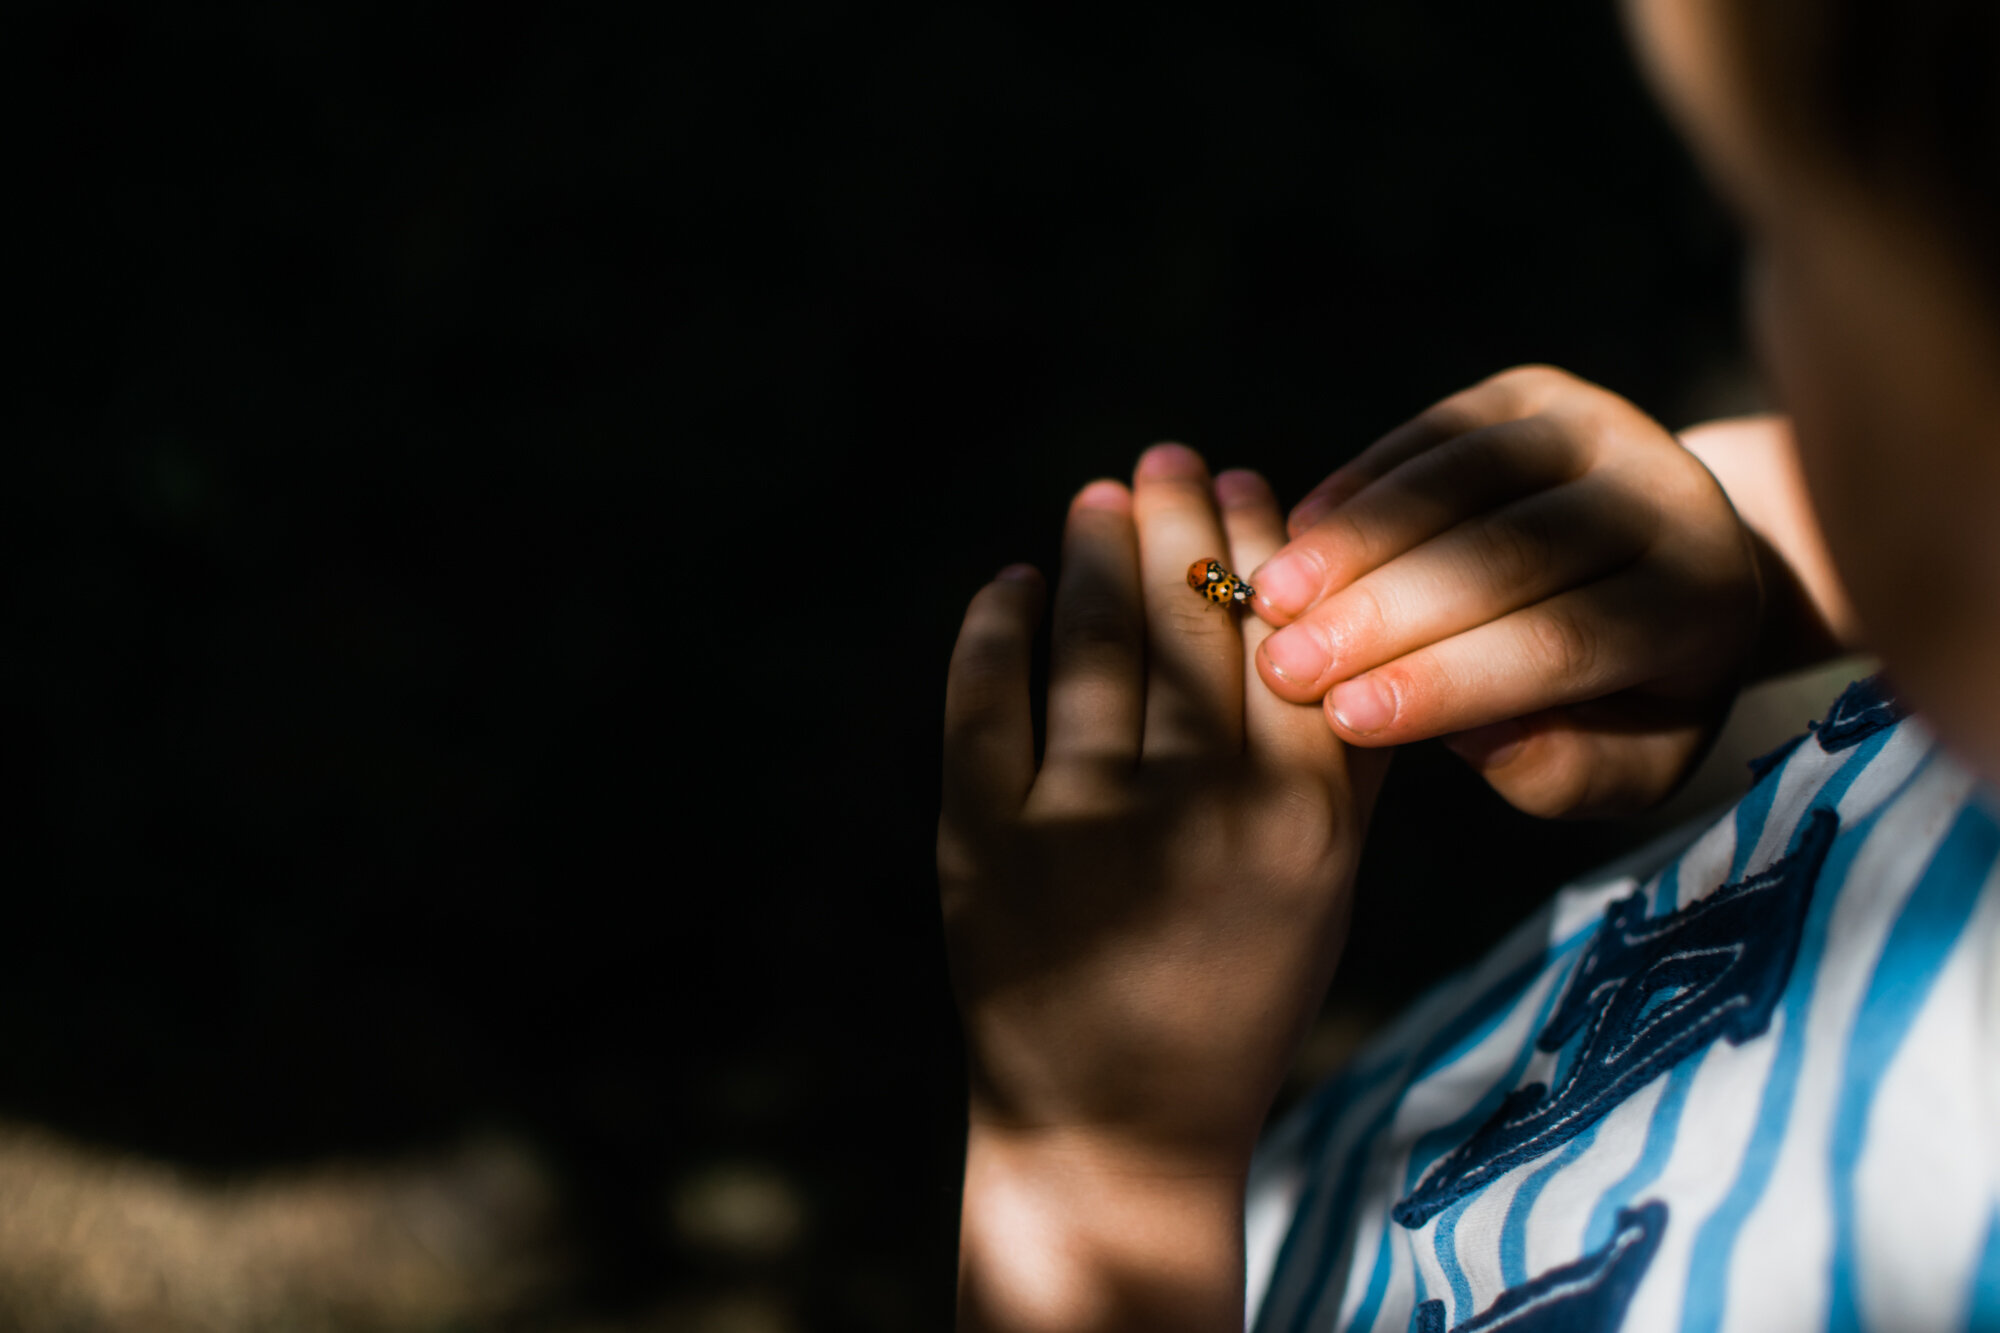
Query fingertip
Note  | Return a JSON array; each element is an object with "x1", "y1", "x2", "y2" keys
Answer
[
  {"x1": 1070, "y1": 479, "x2": 1133, "y2": 513},
  {"x1": 1213, "y1": 468, "x2": 1274, "y2": 511},
  {"x1": 1248, "y1": 591, "x2": 1292, "y2": 626},
  {"x1": 1254, "y1": 636, "x2": 1320, "y2": 702},
  {"x1": 1326, "y1": 674, "x2": 1399, "y2": 739},
  {"x1": 1247, "y1": 547, "x2": 1324, "y2": 622},
  {"x1": 1134, "y1": 441, "x2": 1209, "y2": 482},
  {"x1": 1323, "y1": 692, "x2": 1394, "y2": 747},
  {"x1": 990, "y1": 563, "x2": 1046, "y2": 615}
]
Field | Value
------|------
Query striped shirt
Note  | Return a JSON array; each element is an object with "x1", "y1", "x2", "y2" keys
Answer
[{"x1": 1245, "y1": 677, "x2": 2000, "y2": 1333}]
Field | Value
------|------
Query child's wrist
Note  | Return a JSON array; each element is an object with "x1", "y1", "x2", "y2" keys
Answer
[{"x1": 958, "y1": 1122, "x2": 1248, "y2": 1333}]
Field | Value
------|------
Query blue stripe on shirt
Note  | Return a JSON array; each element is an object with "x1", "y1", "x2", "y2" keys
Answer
[
  {"x1": 1499, "y1": 1112, "x2": 1605, "y2": 1289},
  {"x1": 1265, "y1": 949, "x2": 1561, "y2": 1333},
  {"x1": 1971, "y1": 1206, "x2": 2000, "y2": 1326},
  {"x1": 1254, "y1": 1058, "x2": 1407, "y2": 1333},
  {"x1": 1336, "y1": 948, "x2": 1583, "y2": 1333},
  {"x1": 1678, "y1": 735, "x2": 1928, "y2": 1333},
  {"x1": 1435, "y1": 1187, "x2": 1478, "y2": 1324},
  {"x1": 1725, "y1": 754, "x2": 1788, "y2": 885},
  {"x1": 1824, "y1": 798, "x2": 2000, "y2": 1332},
  {"x1": 1580, "y1": 1055, "x2": 1701, "y2": 1253},
  {"x1": 1649, "y1": 856, "x2": 1683, "y2": 920}
]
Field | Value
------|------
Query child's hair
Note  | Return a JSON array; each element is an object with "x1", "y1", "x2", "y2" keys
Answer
[{"x1": 1719, "y1": 0, "x2": 2000, "y2": 314}]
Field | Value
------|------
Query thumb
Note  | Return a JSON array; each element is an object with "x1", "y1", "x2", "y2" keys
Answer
[{"x1": 1444, "y1": 707, "x2": 1710, "y2": 819}]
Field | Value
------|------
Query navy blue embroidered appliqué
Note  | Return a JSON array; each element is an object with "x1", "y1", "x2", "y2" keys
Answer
[
  {"x1": 1811, "y1": 675, "x2": 1908, "y2": 753},
  {"x1": 1411, "y1": 1202, "x2": 1666, "y2": 1331},
  {"x1": 1392, "y1": 811, "x2": 1836, "y2": 1227}
]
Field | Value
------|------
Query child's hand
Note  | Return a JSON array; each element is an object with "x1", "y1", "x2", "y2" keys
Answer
[
  {"x1": 1248, "y1": 366, "x2": 1764, "y2": 819},
  {"x1": 940, "y1": 446, "x2": 1389, "y2": 1331}
]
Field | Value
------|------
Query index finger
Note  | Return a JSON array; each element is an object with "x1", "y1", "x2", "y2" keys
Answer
[
  {"x1": 1281, "y1": 365, "x2": 1575, "y2": 539},
  {"x1": 1213, "y1": 470, "x2": 1338, "y2": 768},
  {"x1": 1249, "y1": 412, "x2": 1595, "y2": 627}
]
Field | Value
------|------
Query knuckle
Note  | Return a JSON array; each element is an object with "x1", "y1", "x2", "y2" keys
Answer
[
  {"x1": 1507, "y1": 363, "x2": 1579, "y2": 392},
  {"x1": 1485, "y1": 364, "x2": 1574, "y2": 413},
  {"x1": 1573, "y1": 408, "x2": 1627, "y2": 468},
  {"x1": 1435, "y1": 426, "x2": 1509, "y2": 484},
  {"x1": 1333, "y1": 578, "x2": 1393, "y2": 652},
  {"x1": 1415, "y1": 399, "x2": 1489, "y2": 443},
  {"x1": 1494, "y1": 362, "x2": 1554, "y2": 383},
  {"x1": 1474, "y1": 509, "x2": 1557, "y2": 594},
  {"x1": 1516, "y1": 412, "x2": 1597, "y2": 484},
  {"x1": 1261, "y1": 788, "x2": 1343, "y2": 877},
  {"x1": 1026, "y1": 762, "x2": 1125, "y2": 818},
  {"x1": 1425, "y1": 418, "x2": 1557, "y2": 498},
  {"x1": 1662, "y1": 456, "x2": 1722, "y2": 516},
  {"x1": 1525, "y1": 604, "x2": 1599, "y2": 687}
]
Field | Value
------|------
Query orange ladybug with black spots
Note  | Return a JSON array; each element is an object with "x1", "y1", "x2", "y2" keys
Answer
[{"x1": 1186, "y1": 558, "x2": 1255, "y2": 608}]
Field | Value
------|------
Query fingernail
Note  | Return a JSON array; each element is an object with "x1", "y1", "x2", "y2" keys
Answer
[
  {"x1": 1262, "y1": 625, "x2": 1329, "y2": 687},
  {"x1": 1250, "y1": 551, "x2": 1321, "y2": 619},
  {"x1": 1136, "y1": 442, "x2": 1207, "y2": 480},
  {"x1": 1329, "y1": 676, "x2": 1397, "y2": 735},
  {"x1": 996, "y1": 563, "x2": 1040, "y2": 584},
  {"x1": 1212, "y1": 469, "x2": 1269, "y2": 510}
]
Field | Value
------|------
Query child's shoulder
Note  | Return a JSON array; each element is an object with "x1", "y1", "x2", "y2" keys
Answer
[{"x1": 1249, "y1": 677, "x2": 2000, "y2": 1332}]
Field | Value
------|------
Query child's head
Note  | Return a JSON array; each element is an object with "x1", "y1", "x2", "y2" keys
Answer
[{"x1": 1627, "y1": 0, "x2": 2000, "y2": 780}]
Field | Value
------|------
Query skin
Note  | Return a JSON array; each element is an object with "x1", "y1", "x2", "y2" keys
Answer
[
  {"x1": 1245, "y1": 365, "x2": 1814, "y2": 819},
  {"x1": 1625, "y1": 0, "x2": 2000, "y2": 786},
  {"x1": 942, "y1": 2, "x2": 2000, "y2": 1327},
  {"x1": 1240, "y1": 1, "x2": 2000, "y2": 805},
  {"x1": 942, "y1": 450, "x2": 1388, "y2": 1331}
]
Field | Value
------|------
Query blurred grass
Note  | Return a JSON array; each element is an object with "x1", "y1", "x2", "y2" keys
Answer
[{"x1": 0, "y1": 1124, "x2": 558, "y2": 1331}]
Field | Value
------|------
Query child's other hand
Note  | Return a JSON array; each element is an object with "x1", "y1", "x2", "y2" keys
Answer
[
  {"x1": 1249, "y1": 366, "x2": 1762, "y2": 819},
  {"x1": 941, "y1": 447, "x2": 1389, "y2": 1329}
]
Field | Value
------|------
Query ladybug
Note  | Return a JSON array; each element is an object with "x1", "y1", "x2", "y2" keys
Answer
[{"x1": 1186, "y1": 557, "x2": 1255, "y2": 608}]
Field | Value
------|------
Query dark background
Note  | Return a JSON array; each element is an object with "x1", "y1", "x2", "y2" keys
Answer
[{"x1": 7, "y1": 1, "x2": 1748, "y2": 1328}]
